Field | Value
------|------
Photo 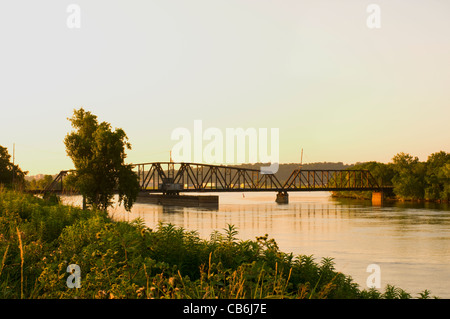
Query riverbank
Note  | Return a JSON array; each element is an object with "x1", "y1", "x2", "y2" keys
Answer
[
  {"x1": 0, "y1": 189, "x2": 437, "y2": 299},
  {"x1": 331, "y1": 190, "x2": 450, "y2": 205}
]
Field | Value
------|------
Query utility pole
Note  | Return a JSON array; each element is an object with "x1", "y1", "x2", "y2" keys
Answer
[
  {"x1": 12, "y1": 143, "x2": 15, "y2": 187},
  {"x1": 300, "y1": 148, "x2": 303, "y2": 170}
]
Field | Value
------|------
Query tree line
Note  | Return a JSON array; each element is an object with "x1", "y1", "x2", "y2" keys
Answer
[{"x1": 333, "y1": 151, "x2": 450, "y2": 202}]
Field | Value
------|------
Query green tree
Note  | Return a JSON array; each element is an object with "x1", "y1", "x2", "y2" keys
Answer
[
  {"x1": 26, "y1": 175, "x2": 54, "y2": 190},
  {"x1": 64, "y1": 108, "x2": 140, "y2": 211},
  {"x1": 439, "y1": 163, "x2": 450, "y2": 201},
  {"x1": 424, "y1": 151, "x2": 450, "y2": 201},
  {"x1": 331, "y1": 161, "x2": 395, "y2": 200},
  {"x1": 0, "y1": 145, "x2": 27, "y2": 188},
  {"x1": 354, "y1": 161, "x2": 395, "y2": 187},
  {"x1": 39, "y1": 175, "x2": 54, "y2": 190},
  {"x1": 391, "y1": 152, "x2": 426, "y2": 200}
]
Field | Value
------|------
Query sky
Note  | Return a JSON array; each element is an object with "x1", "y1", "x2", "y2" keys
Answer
[{"x1": 0, "y1": 0, "x2": 449, "y2": 175}]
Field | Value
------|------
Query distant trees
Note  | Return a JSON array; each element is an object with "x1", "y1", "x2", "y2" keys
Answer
[
  {"x1": 424, "y1": 151, "x2": 450, "y2": 201},
  {"x1": 0, "y1": 145, "x2": 27, "y2": 188},
  {"x1": 331, "y1": 161, "x2": 395, "y2": 200},
  {"x1": 26, "y1": 175, "x2": 54, "y2": 190},
  {"x1": 64, "y1": 108, "x2": 140, "y2": 211},
  {"x1": 335, "y1": 151, "x2": 450, "y2": 202},
  {"x1": 389, "y1": 151, "x2": 450, "y2": 201},
  {"x1": 391, "y1": 152, "x2": 426, "y2": 200}
]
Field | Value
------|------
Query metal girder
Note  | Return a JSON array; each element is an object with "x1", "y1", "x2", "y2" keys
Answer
[
  {"x1": 282, "y1": 169, "x2": 380, "y2": 190},
  {"x1": 133, "y1": 163, "x2": 382, "y2": 193},
  {"x1": 134, "y1": 162, "x2": 284, "y2": 192},
  {"x1": 41, "y1": 170, "x2": 73, "y2": 194}
]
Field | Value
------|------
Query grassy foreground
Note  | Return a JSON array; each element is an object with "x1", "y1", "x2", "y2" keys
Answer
[{"x1": 0, "y1": 189, "x2": 436, "y2": 299}]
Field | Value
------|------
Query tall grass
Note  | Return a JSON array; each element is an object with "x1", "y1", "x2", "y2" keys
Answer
[{"x1": 0, "y1": 189, "x2": 438, "y2": 299}]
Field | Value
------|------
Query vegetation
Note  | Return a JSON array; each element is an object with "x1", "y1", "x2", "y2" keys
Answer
[
  {"x1": 332, "y1": 151, "x2": 450, "y2": 202},
  {"x1": 64, "y1": 108, "x2": 140, "y2": 211},
  {"x1": 0, "y1": 145, "x2": 27, "y2": 189},
  {"x1": 25, "y1": 175, "x2": 55, "y2": 191},
  {"x1": 0, "y1": 189, "x2": 436, "y2": 299}
]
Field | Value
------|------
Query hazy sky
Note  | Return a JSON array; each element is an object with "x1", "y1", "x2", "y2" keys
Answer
[{"x1": 1, "y1": 1, "x2": 449, "y2": 175}]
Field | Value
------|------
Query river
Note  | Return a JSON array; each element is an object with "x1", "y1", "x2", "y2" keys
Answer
[{"x1": 62, "y1": 192, "x2": 450, "y2": 298}]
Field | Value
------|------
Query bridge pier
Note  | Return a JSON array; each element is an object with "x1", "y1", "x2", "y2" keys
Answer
[
  {"x1": 137, "y1": 193, "x2": 219, "y2": 208},
  {"x1": 276, "y1": 191, "x2": 289, "y2": 204},
  {"x1": 372, "y1": 191, "x2": 384, "y2": 206}
]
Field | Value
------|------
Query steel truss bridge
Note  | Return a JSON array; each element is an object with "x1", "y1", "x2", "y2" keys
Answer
[
  {"x1": 135, "y1": 162, "x2": 390, "y2": 193},
  {"x1": 42, "y1": 162, "x2": 391, "y2": 195}
]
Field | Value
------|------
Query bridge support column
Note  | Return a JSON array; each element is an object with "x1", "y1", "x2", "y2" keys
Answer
[
  {"x1": 276, "y1": 191, "x2": 289, "y2": 204},
  {"x1": 372, "y1": 192, "x2": 384, "y2": 206}
]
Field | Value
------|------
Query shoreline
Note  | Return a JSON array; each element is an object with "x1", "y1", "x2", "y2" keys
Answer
[{"x1": 331, "y1": 192, "x2": 450, "y2": 205}]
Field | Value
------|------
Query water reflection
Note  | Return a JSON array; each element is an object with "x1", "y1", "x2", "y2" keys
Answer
[{"x1": 61, "y1": 192, "x2": 450, "y2": 298}]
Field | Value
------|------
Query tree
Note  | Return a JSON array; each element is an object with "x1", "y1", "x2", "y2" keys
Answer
[
  {"x1": 64, "y1": 108, "x2": 140, "y2": 211},
  {"x1": 391, "y1": 152, "x2": 426, "y2": 200},
  {"x1": 353, "y1": 161, "x2": 395, "y2": 187},
  {"x1": 439, "y1": 163, "x2": 450, "y2": 201},
  {"x1": 0, "y1": 145, "x2": 27, "y2": 188},
  {"x1": 424, "y1": 151, "x2": 450, "y2": 201},
  {"x1": 26, "y1": 175, "x2": 54, "y2": 190},
  {"x1": 331, "y1": 161, "x2": 395, "y2": 200}
]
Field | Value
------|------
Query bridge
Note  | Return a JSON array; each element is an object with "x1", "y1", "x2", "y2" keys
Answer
[{"x1": 40, "y1": 162, "x2": 392, "y2": 205}]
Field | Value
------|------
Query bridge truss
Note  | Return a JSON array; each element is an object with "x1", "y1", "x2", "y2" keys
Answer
[
  {"x1": 134, "y1": 162, "x2": 384, "y2": 193},
  {"x1": 37, "y1": 162, "x2": 390, "y2": 195}
]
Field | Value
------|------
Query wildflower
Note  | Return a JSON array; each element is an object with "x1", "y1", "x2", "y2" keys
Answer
[
  {"x1": 136, "y1": 287, "x2": 145, "y2": 298},
  {"x1": 96, "y1": 290, "x2": 108, "y2": 299}
]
